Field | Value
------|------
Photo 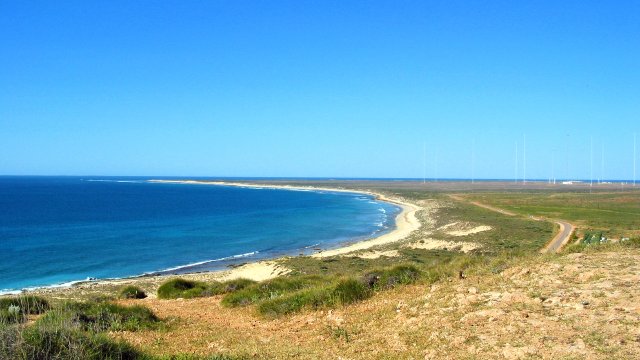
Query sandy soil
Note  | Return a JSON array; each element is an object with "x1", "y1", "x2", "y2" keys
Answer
[
  {"x1": 447, "y1": 225, "x2": 492, "y2": 237},
  {"x1": 404, "y1": 239, "x2": 481, "y2": 253},
  {"x1": 115, "y1": 249, "x2": 640, "y2": 359},
  {"x1": 345, "y1": 250, "x2": 400, "y2": 259}
]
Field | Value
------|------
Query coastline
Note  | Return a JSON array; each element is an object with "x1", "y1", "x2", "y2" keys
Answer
[
  {"x1": 149, "y1": 180, "x2": 422, "y2": 257},
  {"x1": 9, "y1": 180, "x2": 421, "y2": 298}
]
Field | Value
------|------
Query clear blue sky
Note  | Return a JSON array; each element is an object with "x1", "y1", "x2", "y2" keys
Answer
[{"x1": 1, "y1": 1, "x2": 638, "y2": 180}]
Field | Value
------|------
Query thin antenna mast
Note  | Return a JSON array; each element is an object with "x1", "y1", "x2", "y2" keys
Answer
[
  {"x1": 471, "y1": 138, "x2": 475, "y2": 184},
  {"x1": 434, "y1": 148, "x2": 438, "y2": 182},
  {"x1": 600, "y1": 143, "x2": 604, "y2": 184},
  {"x1": 552, "y1": 152, "x2": 556, "y2": 184},
  {"x1": 566, "y1": 134, "x2": 570, "y2": 182},
  {"x1": 590, "y1": 137, "x2": 593, "y2": 188},
  {"x1": 634, "y1": 133, "x2": 637, "y2": 186},
  {"x1": 523, "y1": 134, "x2": 526, "y2": 185},
  {"x1": 515, "y1": 141, "x2": 518, "y2": 184},
  {"x1": 423, "y1": 141, "x2": 426, "y2": 184}
]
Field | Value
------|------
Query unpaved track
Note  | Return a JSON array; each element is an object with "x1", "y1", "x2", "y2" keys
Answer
[
  {"x1": 542, "y1": 220, "x2": 575, "y2": 253},
  {"x1": 448, "y1": 194, "x2": 574, "y2": 253}
]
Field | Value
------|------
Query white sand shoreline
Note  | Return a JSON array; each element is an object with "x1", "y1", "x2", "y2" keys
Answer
[
  {"x1": 10, "y1": 180, "x2": 421, "y2": 297},
  {"x1": 149, "y1": 180, "x2": 422, "y2": 258}
]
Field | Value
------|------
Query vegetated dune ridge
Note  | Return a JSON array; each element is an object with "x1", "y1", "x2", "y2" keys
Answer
[{"x1": 116, "y1": 248, "x2": 640, "y2": 359}]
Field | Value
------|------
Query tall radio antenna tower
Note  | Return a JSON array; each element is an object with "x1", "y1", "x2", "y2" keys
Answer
[
  {"x1": 552, "y1": 152, "x2": 556, "y2": 184},
  {"x1": 523, "y1": 134, "x2": 526, "y2": 185},
  {"x1": 515, "y1": 141, "x2": 518, "y2": 184},
  {"x1": 423, "y1": 141, "x2": 426, "y2": 184},
  {"x1": 600, "y1": 143, "x2": 604, "y2": 184},
  {"x1": 590, "y1": 137, "x2": 593, "y2": 188},
  {"x1": 471, "y1": 138, "x2": 475, "y2": 184}
]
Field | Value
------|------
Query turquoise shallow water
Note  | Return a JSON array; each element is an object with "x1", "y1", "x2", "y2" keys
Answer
[{"x1": 0, "y1": 177, "x2": 400, "y2": 293}]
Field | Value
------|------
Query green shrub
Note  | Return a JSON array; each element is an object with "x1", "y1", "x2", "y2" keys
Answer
[
  {"x1": 257, "y1": 287, "x2": 327, "y2": 316},
  {"x1": 0, "y1": 295, "x2": 49, "y2": 314},
  {"x1": 363, "y1": 264, "x2": 421, "y2": 291},
  {"x1": 0, "y1": 323, "x2": 142, "y2": 360},
  {"x1": 0, "y1": 297, "x2": 167, "y2": 360},
  {"x1": 0, "y1": 295, "x2": 50, "y2": 324},
  {"x1": 206, "y1": 278, "x2": 257, "y2": 296},
  {"x1": 37, "y1": 301, "x2": 160, "y2": 332},
  {"x1": 329, "y1": 278, "x2": 372, "y2": 305},
  {"x1": 0, "y1": 308, "x2": 21, "y2": 324},
  {"x1": 257, "y1": 278, "x2": 372, "y2": 317},
  {"x1": 120, "y1": 286, "x2": 147, "y2": 299},
  {"x1": 157, "y1": 278, "x2": 208, "y2": 299},
  {"x1": 221, "y1": 275, "x2": 327, "y2": 307}
]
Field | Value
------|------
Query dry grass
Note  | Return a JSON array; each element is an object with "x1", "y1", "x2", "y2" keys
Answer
[{"x1": 115, "y1": 248, "x2": 640, "y2": 359}]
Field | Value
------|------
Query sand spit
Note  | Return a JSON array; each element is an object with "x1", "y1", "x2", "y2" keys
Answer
[{"x1": 405, "y1": 239, "x2": 481, "y2": 253}]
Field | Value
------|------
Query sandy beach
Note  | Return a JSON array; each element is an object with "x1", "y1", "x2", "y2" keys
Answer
[
  {"x1": 150, "y1": 180, "x2": 422, "y2": 259},
  {"x1": 150, "y1": 180, "x2": 422, "y2": 256},
  {"x1": 22, "y1": 180, "x2": 422, "y2": 298}
]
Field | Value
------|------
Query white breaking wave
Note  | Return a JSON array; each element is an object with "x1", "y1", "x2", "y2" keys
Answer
[
  {"x1": 1, "y1": 277, "x2": 99, "y2": 295},
  {"x1": 84, "y1": 179, "x2": 142, "y2": 183},
  {"x1": 158, "y1": 251, "x2": 259, "y2": 273}
]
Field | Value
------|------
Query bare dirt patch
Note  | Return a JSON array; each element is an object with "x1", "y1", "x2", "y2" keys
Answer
[
  {"x1": 404, "y1": 239, "x2": 481, "y2": 253},
  {"x1": 345, "y1": 250, "x2": 400, "y2": 259}
]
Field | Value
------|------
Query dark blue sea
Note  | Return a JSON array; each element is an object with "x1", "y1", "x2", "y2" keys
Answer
[{"x1": 0, "y1": 177, "x2": 400, "y2": 293}]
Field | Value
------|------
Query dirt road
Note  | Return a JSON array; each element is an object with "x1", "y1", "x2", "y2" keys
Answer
[{"x1": 448, "y1": 194, "x2": 574, "y2": 253}]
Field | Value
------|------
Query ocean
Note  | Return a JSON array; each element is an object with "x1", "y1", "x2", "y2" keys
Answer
[{"x1": 0, "y1": 177, "x2": 400, "y2": 293}]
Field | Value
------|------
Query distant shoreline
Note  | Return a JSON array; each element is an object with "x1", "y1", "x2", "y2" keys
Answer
[
  {"x1": 148, "y1": 180, "x2": 422, "y2": 258},
  {"x1": 6, "y1": 180, "x2": 421, "y2": 297}
]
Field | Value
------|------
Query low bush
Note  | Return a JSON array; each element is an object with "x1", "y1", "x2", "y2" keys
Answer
[
  {"x1": 120, "y1": 286, "x2": 147, "y2": 299},
  {"x1": 206, "y1": 278, "x2": 256, "y2": 296},
  {"x1": 0, "y1": 296, "x2": 175, "y2": 359},
  {"x1": 363, "y1": 264, "x2": 421, "y2": 290},
  {"x1": 0, "y1": 295, "x2": 49, "y2": 314},
  {"x1": 157, "y1": 279, "x2": 208, "y2": 299},
  {"x1": 257, "y1": 278, "x2": 372, "y2": 317},
  {"x1": 257, "y1": 287, "x2": 329, "y2": 316},
  {"x1": 221, "y1": 275, "x2": 327, "y2": 307},
  {"x1": 26, "y1": 326, "x2": 139, "y2": 359},
  {"x1": 0, "y1": 322, "x2": 142, "y2": 360},
  {"x1": 37, "y1": 301, "x2": 160, "y2": 332},
  {"x1": 157, "y1": 278, "x2": 256, "y2": 300},
  {"x1": 0, "y1": 295, "x2": 50, "y2": 324},
  {"x1": 330, "y1": 278, "x2": 372, "y2": 305}
]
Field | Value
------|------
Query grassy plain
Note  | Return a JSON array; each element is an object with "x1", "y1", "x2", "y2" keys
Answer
[{"x1": 464, "y1": 190, "x2": 640, "y2": 238}]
